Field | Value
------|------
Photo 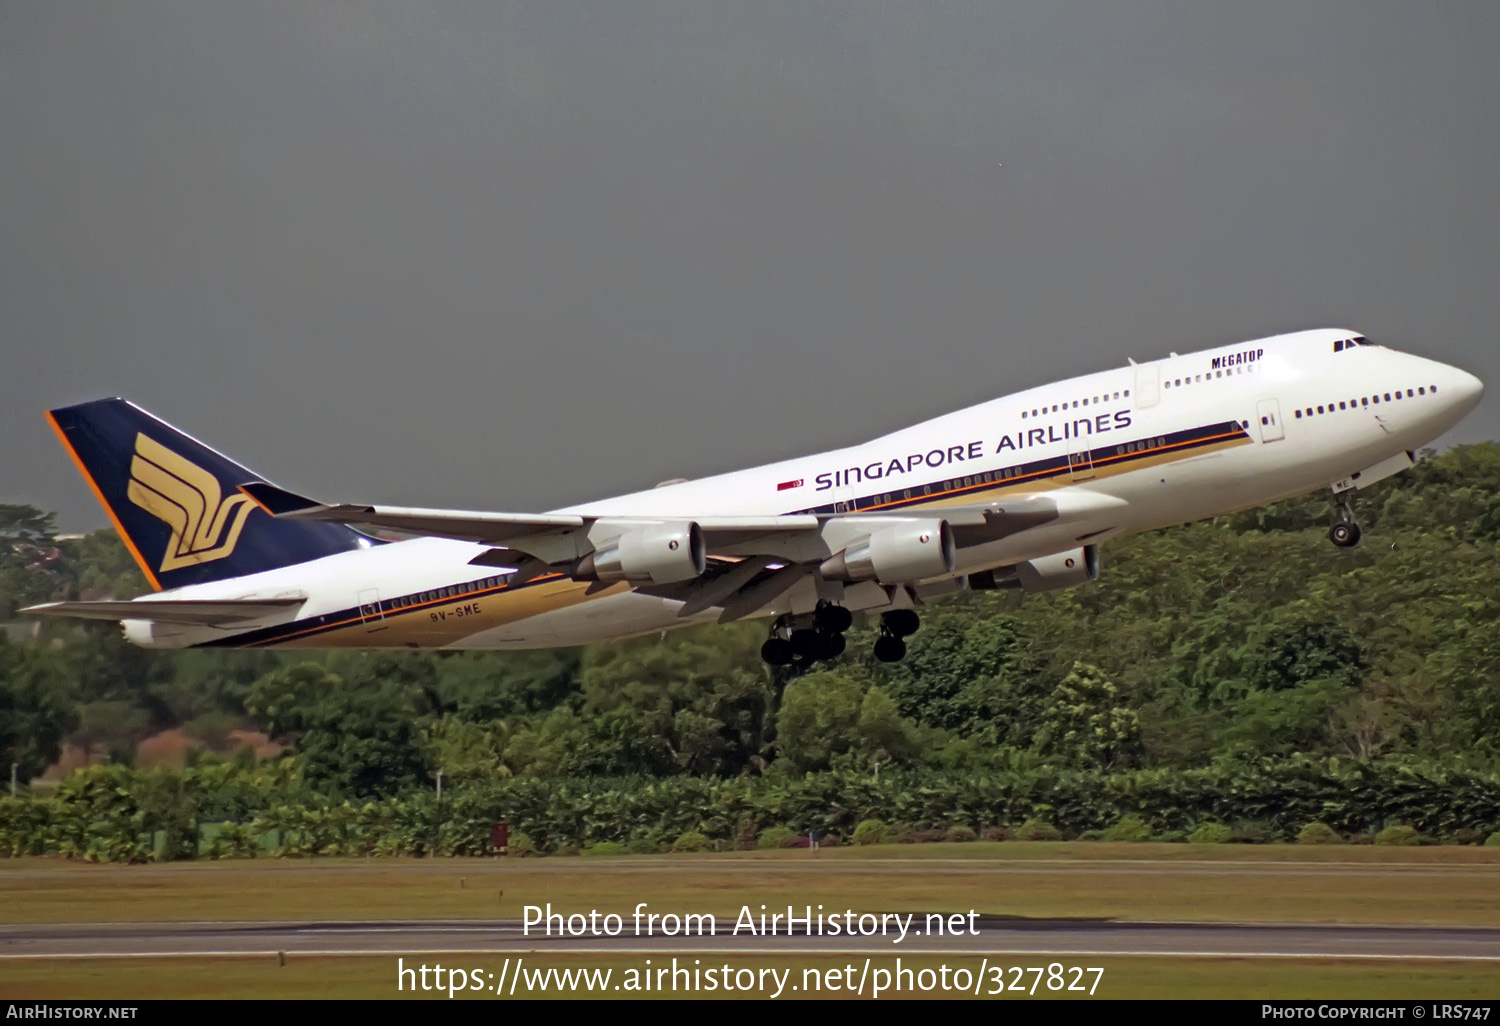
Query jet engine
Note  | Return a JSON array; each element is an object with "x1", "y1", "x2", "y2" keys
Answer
[
  {"x1": 577, "y1": 522, "x2": 706, "y2": 585},
  {"x1": 819, "y1": 519, "x2": 956, "y2": 584},
  {"x1": 969, "y1": 545, "x2": 1100, "y2": 594}
]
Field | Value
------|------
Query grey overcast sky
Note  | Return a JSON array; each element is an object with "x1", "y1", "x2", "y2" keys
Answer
[{"x1": 3, "y1": 2, "x2": 1497, "y2": 530}]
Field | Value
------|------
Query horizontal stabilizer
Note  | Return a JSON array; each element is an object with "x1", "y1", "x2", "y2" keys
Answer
[
  {"x1": 20, "y1": 597, "x2": 305, "y2": 626},
  {"x1": 238, "y1": 482, "x2": 324, "y2": 516}
]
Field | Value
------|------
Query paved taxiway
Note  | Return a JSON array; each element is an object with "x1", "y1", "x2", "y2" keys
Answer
[{"x1": 3, "y1": 919, "x2": 1497, "y2": 961}]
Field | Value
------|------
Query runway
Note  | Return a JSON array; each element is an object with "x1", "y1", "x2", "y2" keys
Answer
[{"x1": 4, "y1": 918, "x2": 1498, "y2": 961}]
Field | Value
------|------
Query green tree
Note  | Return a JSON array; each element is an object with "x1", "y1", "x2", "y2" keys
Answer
[
  {"x1": 1033, "y1": 662, "x2": 1142, "y2": 770},
  {"x1": 0, "y1": 636, "x2": 77, "y2": 783}
]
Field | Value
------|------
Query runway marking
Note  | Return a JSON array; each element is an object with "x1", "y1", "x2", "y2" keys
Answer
[{"x1": 3, "y1": 948, "x2": 1499, "y2": 962}]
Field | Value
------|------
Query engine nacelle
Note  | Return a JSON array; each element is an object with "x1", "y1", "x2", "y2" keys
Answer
[
  {"x1": 579, "y1": 522, "x2": 706, "y2": 585},
  {"x1": 819, "y1": 519, "x2": 956, "y2": 584},
  {"x1": 969, "y1": 545, "x2": 1100, "y2": 594}
]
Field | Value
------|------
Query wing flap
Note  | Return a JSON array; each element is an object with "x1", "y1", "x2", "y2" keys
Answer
[{"x1": 21, "y1": 597, "x2": 306, "y2": 626}]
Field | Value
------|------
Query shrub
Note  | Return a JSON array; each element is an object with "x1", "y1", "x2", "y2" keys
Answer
[
  {"x1": 981, "y1": 826, "x2": 1011, "y2": 842},
  {"x1": 1232, "y1": 825, "x2": 1269, "y2": 844},
  {"x1": 1076, "y1": 830, "x2": 1106, "y2": 842},
  {"x1": 1297, "y1": 822, "x2": 1342, "y2": 845},
  {"x1": 672, "y1": 830, "x2": 713, "y2": 853},
  {"x1": 1158, "y1": 829, "x2": 1188, "y2": 843},
  {"x1": 853, "y1": 819, "x2": 891, "y2": 846},
  {"x1": 904, "y1": 828, "x2": 949, "y2": 844},
  {"x1": 581, "y1": 841, "x2": 628, "y2": 857},
  {"x1": 507, "y1": 830, "x2": 538, "y2": 857},
  {"x1": 1485, "y1": 832, "x2": 1500, "y2": 848},
  {"x1": 946, "y1": 826, "x2": 978, "y2": 843},
  {"x1": 1104, "y1": 815, "x2": 1152, "y2": 842},
  {"x1": 757, "y1": 826, "x2": 797, "y2": 850},
  {"x1": 1375, "y1": 824, "x2": 1421, "y2": 846},
  {"x1": 627, "y1": 837, "x2": 663, "y2": 855},
  {"x1": 1188, "y1": 822, "x2": 1233, "y2": 844},
  {"x1": 1015, "y1": 818, "x2": 1062, "y2": 841}
]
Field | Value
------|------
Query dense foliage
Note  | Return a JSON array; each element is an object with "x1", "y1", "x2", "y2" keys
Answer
[{"x1": 3, "y1": 443, "x2": 1499, "y2": 857}]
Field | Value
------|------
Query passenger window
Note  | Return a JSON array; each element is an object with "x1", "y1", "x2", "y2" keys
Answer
[
  {"x1": 1431, "y1": 385, "x2": 1438, "y2": 393},
  {"x1": 1383, "y1": 393, "x2": 1391, "y2": 401},
  {"x1": 1361, "y1": 397, "x2": 1368, "y2": 406},
  {"x1": 1317, "y1": 406, "x2": 1324, "y2": 414},
  {"x1": 1406, "y1": 389, "x2": 1413, "y2": 397},
  {"x1": 1295, "y1": 410, "x2": 1302, "y2": 419},
  {"x1": 1418, "y1": 387, "x2": 1425, "y2": 395},
  {"x1": 1339, "y1": 402, "x2": 1346, "y2": 410}
]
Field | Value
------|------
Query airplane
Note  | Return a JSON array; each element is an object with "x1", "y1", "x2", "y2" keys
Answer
[{"x1": 23, "y1": 328, "x2": 1484, "y2": 666}]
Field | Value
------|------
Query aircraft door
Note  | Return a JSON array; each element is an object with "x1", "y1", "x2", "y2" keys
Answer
[
  {"x1": 1068, "y1": 445, "x2": 1095, "y2": 481},
  {"x1": 1134, "y1": 364, "x2": 1160, "y2": 408},
  {"x1": 357, "y1": 587, "x2": 387, "y2": 633},
  {"x1": 1255, "y1": 399, "x2": 1285, "y2": 443}
]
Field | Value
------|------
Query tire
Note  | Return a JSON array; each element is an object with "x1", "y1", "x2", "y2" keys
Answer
[
  {"x1": 760, "y1": 637, "x2": 793, "y2": 666},
  {"x1": 1328, "y1": 522, "x2": 1361, "y2": 548},
  {"x1": 789, "y1": 629, "x2": 824, "y2": 660},
  {"x1": 814, "y1": 604, "x2": 854, "y2": 634},
  {"x1": 883, "y1": 609, "x2": 920, "y2": 638},
  {"x1": 816, "y1": 631, "x2": 847, "y2": 660},
  {"x1": 873, "y1": 635, "x2": 907, "y2": 663}
]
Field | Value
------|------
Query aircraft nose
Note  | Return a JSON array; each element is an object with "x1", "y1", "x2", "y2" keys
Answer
[
  {"x1": 1453, "y1": 368, "x2": 1485, "y2": 405},
  {"x1": 1441, "y1": 365, "x2": 1485, "y2": 414}
]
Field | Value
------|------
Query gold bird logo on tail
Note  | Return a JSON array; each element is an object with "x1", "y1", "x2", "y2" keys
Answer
[{"x1": 126, "y1": 432, "x2": 255, "y2": 572}]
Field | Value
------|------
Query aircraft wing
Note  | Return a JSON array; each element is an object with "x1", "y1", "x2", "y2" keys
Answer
[
  {"x1": 20, "y1": 597, "x2": 306, "y2": 626},
  {"x1": 240, "y1": 482, "x2": 1122, "y2": 568},
  {"x1": 239, "y1": 482, "x2": 822, "y2": 553}
]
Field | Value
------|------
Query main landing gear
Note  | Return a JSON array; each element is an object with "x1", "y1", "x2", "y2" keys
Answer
[
  {"x1": 873, "y1": 608, "x2": 920, "y2": 663},
  {"x1": 759, "y1": 603, "x2": 921, "y2": 666},
  {"x1": 1328, "y1": 491, "x2": 1362, "y2": 548}
]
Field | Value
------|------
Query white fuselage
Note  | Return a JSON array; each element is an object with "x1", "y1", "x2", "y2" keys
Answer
[{"x1": 124, "y1": 328, "x2": 1484, "y2": 651}]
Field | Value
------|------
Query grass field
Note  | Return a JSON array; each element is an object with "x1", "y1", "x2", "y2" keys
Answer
[
  {"x1": 3, "y1": 842, "x2": 1498, "y2": 926},
  {"x1": 2, "y1": 844, "x2": 1497, "y2": 999}
]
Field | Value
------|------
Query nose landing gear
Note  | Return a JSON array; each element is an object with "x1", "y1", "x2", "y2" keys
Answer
[{"x1": 1328, "y1": 491, "x2": 1362, "y2": 548}]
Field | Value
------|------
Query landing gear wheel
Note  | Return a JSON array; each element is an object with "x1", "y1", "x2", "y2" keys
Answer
[
  {"x1": 817, "y1": 631, "x2": 847, "y2": 660},
  {"x1": 814, "y1": 603, "x2": 853, "y2": 634},
  {"x1": 760, "y1": 637, "x2": 793, "y2": 666},
  {"x1": 1328, "y1": 491, "x2": 1361, "y2": 549},
  {"x1": 1328, "y1": 521, "x2": 1361, "y2": 548},
  {"x1": 873, "y1": 635, "x2": 907, "y2": 663},
  {"x1": 789, "y1": 629, "x2": 825, "y2": 661},
  {"x1": 882, "y1": 609, "x2": 920, "y2": 638}
]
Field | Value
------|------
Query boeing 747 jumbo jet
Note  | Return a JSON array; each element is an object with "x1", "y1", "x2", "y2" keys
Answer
[{"x1": 25, "y1": 328, "x2": 1484, "y2": 665}]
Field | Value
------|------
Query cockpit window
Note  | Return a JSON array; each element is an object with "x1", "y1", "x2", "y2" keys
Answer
[{"x1": 1334, "y1": 336, "x2": 1373, "y2": 352}]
